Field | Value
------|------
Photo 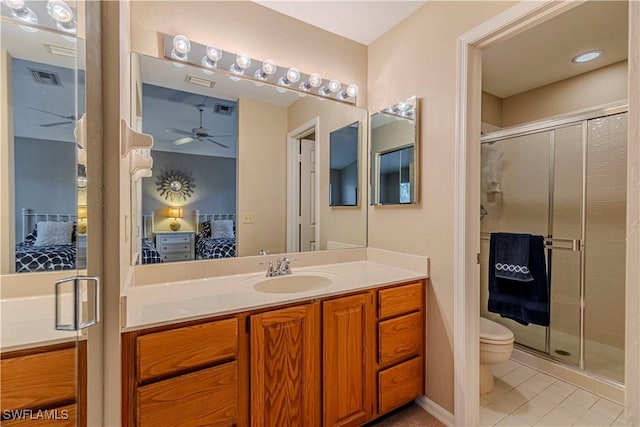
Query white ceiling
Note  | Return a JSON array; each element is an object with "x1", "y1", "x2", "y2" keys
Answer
[
  {"x1": 483, "y1": 0, "x2": 628, "y2": 98},
  {"x1": 253, "y1": 0, "x2": 427, "y2": 45}
]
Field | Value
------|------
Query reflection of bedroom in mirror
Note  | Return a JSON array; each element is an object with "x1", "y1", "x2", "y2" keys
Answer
[
  {"x1": 132, "y1": 53, "x2": 368, "y2": 265},
  {"x1": 370, "y1": 96, "x2": 419, "y2": 205},
  {"x1": 1, "y1": 19, "x2": 86, "y2": 274},
  {"x1": 329, "y1": 122, "x2": 359, "y2": 207}
]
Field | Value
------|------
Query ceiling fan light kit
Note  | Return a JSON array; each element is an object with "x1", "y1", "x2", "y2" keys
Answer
[{"x1": 163, "y1": 33, "x2": 358, "y2": 105}]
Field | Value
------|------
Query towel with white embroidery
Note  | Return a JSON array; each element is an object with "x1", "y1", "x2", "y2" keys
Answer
[{"x1": 492, "y1": 232, "x2": 534, "y2": 282}]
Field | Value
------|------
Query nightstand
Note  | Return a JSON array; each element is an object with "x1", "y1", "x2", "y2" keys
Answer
[{"x1": 155, "y1": 231, "x2": 195, "y2": 262}]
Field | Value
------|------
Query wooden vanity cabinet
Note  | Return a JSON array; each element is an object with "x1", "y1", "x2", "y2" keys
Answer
[
  {"x1": 0, "y1": 341, "x2": 86, "y2": 427},
  {"x1": 322, "y1": 293, "x2": 375, "y2": 427},
  {"x1": 250, "y1": 303, "x2": 321, "y2": 427},
  {"x1": 121, "y1": 317, "x2": 242, "y2": 427}
]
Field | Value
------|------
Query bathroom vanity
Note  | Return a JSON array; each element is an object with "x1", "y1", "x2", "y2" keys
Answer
[{"x1": 121, "y1": 262, "x2": 426, "y2": 427}]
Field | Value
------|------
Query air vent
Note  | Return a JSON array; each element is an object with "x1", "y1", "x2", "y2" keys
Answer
[
  {"x1": 214, "y1": 104, "x2": 234, "y2": 115},
  {"x1": 185, "y1": 75, "x2": 215, "y2": 88},
  {"x1": 30, "y1": 69, "x2": 62, "y2": 86}
]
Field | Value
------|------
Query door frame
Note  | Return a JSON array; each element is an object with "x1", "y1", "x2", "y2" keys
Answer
[
  {"x1": 450, "y1": 1, "x2": 634, "y2": 425},
  {"x1": 286, "y1": 117, "x2": 320, "y2": 253}
]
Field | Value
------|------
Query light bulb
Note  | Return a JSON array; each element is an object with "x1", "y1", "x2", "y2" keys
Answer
[
  {"x1": 172, "y1": 35, "x2": 191, "y2": 55},
  {"x1": 12, "y1": 6, "x2": 38, "y2": 26},
  {"x1": 286, "y1": 68, "x2": 300, "y2": 83},
  {"x1": 235, "y1": 53, "x2": 251, "y2": 70},
  {"x1": 328, "y1": 79, "x2": 341, "y2": 93},
  {"x1": 397, "y1": 101, "x2": 410, "y2": 112},
  {"x1": 206, "y1": 46, "x2": 223, "y2": 62},
  {"x1": 47, "y1": 0, "x2": 73, "y2": 23},
  {"x1": 278, "y1": 67, "x2": 300, "y2": 87},
  {"x1": 299, "y1": 73, "x2": 322, "y2": 91},
  {"x1": 254, "y1": 59, "x2": 277, "y2": 80},
  {"x1": 346, "y1": 84, "x2": 359, "y2": 97}
]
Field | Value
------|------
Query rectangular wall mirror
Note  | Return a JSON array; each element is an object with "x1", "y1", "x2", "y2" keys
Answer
[
  {"x1": 1, "y1": 17, "x2": 86, "y2": 275},
  {"x1": 370, "y1": 96, "x2": 419, "y2": 205},
  {"x1": 329, "y1": 121, "x2": 359, "y2": 207},
  {"x1": 131, "y1": 53, "x2": 368, "y2": 265}
]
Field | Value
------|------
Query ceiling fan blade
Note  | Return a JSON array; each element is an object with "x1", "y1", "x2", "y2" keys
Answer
[
  {"x1": 172, "y1": 136, "x2": 195, "y2": 145},
  {"x1": 165, "y1": 128, "x2": 193, "y2": 136},
  {"x1": 40, "y1": 121, "x2": 73, "y2": 127},
  {"x1": 206, "y1": 138, "x2": 230, "y2": 149},
  {"x1": 28, "y1": 106, "x2": 75, "y2": 120}
]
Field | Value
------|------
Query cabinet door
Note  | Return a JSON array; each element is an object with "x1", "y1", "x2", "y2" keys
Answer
[
  {"x1": 250, "y1": 304, "x2": 320, "y2": 427},
  {"x1": 323, "y1": 293, "x2": 374, "y2": 427}
]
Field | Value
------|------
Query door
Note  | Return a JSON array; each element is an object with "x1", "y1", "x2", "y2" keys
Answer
[
  {"x1": 250, "y1": 303, "x2": 320, "y2": 427},
  {"x1": 0, "y1": 11, "x2": 97, "y2": 426},
  {"x1": 323, "y1": 293, "x2": 374, "y2": 427},
  {"x1": 299, "y1": 138, "x2": 317, "y2": 251}
]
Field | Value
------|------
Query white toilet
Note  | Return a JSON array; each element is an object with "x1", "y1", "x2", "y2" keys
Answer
[{"x1": 479, "y1": 317, "x2": 515, "y2": 394}]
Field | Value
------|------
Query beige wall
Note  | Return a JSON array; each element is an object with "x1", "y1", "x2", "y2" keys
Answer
[
  {"x1": 502, "y1": 61, "x2": 628, "y2": 127},
  {"x1": 367, "y1": 0, "x2": 516, "y2": 413},
  {"x1": 481, "y1": 91, "x2": 503, "y2": 128},
  {"x1": 287, "y1": 96, "x2": 368, "y2": 249},
  {"x1": 237, "y1": 97, "x2": 287, "y2": 256},
  {"x1": 129, "y1": 1, "x2": 367, "y2": 107}
]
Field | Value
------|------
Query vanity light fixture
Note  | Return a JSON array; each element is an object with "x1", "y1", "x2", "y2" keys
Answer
[
  {"x1": 46, "y1": 0, "x2": 75, "y2": 32},
  {"x1": 254, "y1": 59, "x2": 277, "y2": 80},
  {"x1": 319, "y1": 79, "x2": 341, "y2": 96},
  {"x1": 171, "y1": 35, "x2": 191, "y2": 61},
  {"x1": 162, "y1": 34, "x2": 359, "y2": 103},
  {"x1": 338, "y1": 83, "x2": 359, "y2": 100},
  {"x1": 299, "y1": 73, "x2": 323, "y2": 91},
  {"x1": 278, "y1": 67, "x2": 301, "y2": 86},
  {"x1": 571, "y1": 50, "x2": 603, "y2": 64}
]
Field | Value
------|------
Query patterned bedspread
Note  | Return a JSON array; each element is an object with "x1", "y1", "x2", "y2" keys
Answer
[
  {"x1": 141, "y1": 238, "x2": 163, "y2": 264},
  {"x1": 15, "y1": 242, "x2": 76, "y2": 272},
  {"x1": 196, "y1": 237, "x2": 236, "y2": 259}
]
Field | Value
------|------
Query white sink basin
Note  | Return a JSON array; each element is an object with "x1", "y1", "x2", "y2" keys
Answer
[{"x1": 250, "y1": 273, "x2": 335, "y2": 294}]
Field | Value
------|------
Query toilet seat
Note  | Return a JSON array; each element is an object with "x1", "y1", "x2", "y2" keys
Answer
[{"x1": 480, "y1": 317, "x2": 514, "y2": 343}]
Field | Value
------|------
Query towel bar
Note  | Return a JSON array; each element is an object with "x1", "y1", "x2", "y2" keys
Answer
[{"x1": 480, "y1": 232, "x2": 581, "y2": 252}]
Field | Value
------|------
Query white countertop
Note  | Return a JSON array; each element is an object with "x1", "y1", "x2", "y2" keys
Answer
[{"x1": 123, "y1": 260, "x2": 427, "y2": 330}]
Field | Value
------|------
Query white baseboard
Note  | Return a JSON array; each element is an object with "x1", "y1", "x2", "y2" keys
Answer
[{"x1": 415, "y1": 395, "x2": 454, "y2": 427}]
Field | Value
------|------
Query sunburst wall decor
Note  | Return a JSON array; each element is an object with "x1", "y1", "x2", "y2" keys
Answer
[{"x1": 156, "y1": 169, "x2": 195, "y2": 202}]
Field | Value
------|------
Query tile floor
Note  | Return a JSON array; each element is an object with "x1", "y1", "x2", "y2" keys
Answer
[{"x1": 481, "y1": 359, "x2": 625, "y2": 426}]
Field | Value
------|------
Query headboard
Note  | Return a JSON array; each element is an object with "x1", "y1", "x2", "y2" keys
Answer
[
  {"x1": 21, "y1": 208, "x2": 76, "y2": 242},
  {"x1": 196, "y1": 211, "x2": 236, "y2": 234}
]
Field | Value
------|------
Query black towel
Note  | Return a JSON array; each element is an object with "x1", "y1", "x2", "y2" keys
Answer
[
  {"x1": 493, "y1": 233, "x2": 534, "y2": 282},
  {"x1": 488, "y1": 233, "x2": 550, "y2": 326}
]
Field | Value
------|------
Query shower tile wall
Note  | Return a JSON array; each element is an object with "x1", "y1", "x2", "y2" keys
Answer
[{"x1": 584, "y1": 113, "x2": 627, "y2": 382}]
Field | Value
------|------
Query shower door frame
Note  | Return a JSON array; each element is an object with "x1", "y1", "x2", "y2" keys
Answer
[{"x1": 481, "y1": 102, "x2": 628, "y2": 374}]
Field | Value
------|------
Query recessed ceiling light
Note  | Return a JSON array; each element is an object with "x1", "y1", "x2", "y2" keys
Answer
[{"x1": 571, "y1": 50, "x2": 603, "y2": 64}]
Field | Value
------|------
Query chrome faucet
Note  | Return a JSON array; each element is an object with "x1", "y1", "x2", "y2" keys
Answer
[{"x1": 263, "y1": 256, "x2": 293, "y2": 277}]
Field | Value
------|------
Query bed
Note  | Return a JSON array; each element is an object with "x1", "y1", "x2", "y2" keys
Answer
[
  {"x1": 15, "y1": 209, "x2": 77, "y2": 273},
  {"x1": 195, "y1": 213, "x2": 236, "y2": 260},
  {"x1": 140, "y1": 214, "x2": 163, "y2": 264}
]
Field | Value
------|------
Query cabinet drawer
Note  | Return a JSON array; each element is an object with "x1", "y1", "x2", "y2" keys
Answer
[
  {"x1": 158, "y1": 234, "x2": 191, "y2": 244},
  {"x1": 379, "y1": 312, "x2": 423, "y2": 366},
  {"x1": 161, "y1": 253, "x2": 191, "y2": 262},
  {"x1": 0, "y1": 348, "x2": 76, "y2": 411},
  {"x1": 378, "y1": 282, "x2": 422, "y2": 319},
  {"x1": 1, "y1": 404, "x2": 76, "y2": 426},
  {"x1": 137, "y1": 318, "x2": 237, "y2": 381},
  {"x1": 378, "y1": 357, "x2": 423, "y2": 414},
  {"x1": 137, "y1": 362, "x2": 237, "y2": 427},
  {"x1": 159, "y1": 243, "x2": 191, "y2": 252}
]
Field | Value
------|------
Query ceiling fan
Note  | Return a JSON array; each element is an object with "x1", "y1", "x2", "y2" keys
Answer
[
  {"x1": 28, "y1": 106, "x2": 76, "y2": 127},
  {"x1": 165, "y1": 105, "x2": 231, "y2": 148}
]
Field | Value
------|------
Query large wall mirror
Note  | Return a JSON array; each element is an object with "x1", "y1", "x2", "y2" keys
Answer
[
  {"x1": 370, "y1": 96, "x2": 419, "y2": 205},
  {"x1": 329, "y1": 122, "x2": 359, "y2": 207},
  {"x1": 132, "y1": 53, "x2": 367, "y2": 265},
  {"x1": 1, "y1": 15, "x2": 86, "y2": 278}
]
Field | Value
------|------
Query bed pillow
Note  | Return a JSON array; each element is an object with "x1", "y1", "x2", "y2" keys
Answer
[
  {"x1": 197, "y1": 221, "x2": 212, "y2": 239},
  {"x1": 34, "y1": 221, "x2": 74, "y2": 247},
  {"x1": 211, "y1": 219, "x2": 235, "y2": 239}
]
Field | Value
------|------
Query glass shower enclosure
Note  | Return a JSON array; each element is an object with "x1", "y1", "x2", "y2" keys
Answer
[{"x1": 480, "y1": 106, "x2": 627, "y2": 383}]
